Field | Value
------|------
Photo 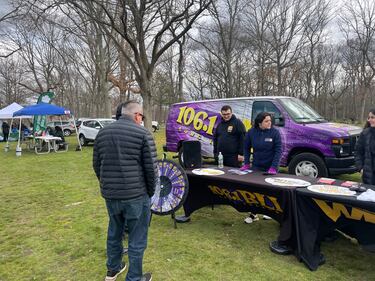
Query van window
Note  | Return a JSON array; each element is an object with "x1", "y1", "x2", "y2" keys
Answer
[
  {"x1": 280, "y1": 98, "x2": 325, "y2": 123},
  {"x1": 252, "y1": 101, "x2": 283, "y2": 126}
]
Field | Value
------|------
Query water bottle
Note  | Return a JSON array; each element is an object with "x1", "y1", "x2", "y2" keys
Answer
[{"x1": 218, "y1": 152, "x2": 224, "y2": 168}]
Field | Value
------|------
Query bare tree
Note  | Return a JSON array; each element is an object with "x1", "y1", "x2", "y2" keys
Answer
[
  {"x1": 340, "y1": 0, "x2": 375, "y2": 120},
  {"x1": 244, "y1": 0, "x2": 277, "y2": 96},
  {"x1": 0, "y1": 56, "x2": 28, "y2": 106},
  {"x1": 266, "y1": 0, "x2": 309, "y2": 95},
  {"x1": 301, "y1": 0, "x2": 331, "y2": 105},
  {"x1": 190, "y1": 0, "x2": 246, "y2": 98},
  {"x1": 61, "y1": 0, "x2": 213, "y2": 128}
]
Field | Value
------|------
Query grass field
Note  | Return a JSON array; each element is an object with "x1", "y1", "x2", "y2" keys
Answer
[{"x1": 0, "y1": 130, "x2": 374, "y2": 281}]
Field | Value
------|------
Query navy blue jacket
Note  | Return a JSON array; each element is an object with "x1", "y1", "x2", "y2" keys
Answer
[{"x1": 244, "y1": 127, "x2": 282, "y2": 170}]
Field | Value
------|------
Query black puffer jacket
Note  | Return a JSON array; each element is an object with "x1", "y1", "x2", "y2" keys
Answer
[
  {"x1": 213, "y1": 114, "x2": 246, "y2": 157},
  {"x1": 93, "y1": 116, "x2": 157, "y2": 200},
  {"x1": 355, "y1": 127, "x2": 375, "y2": 184}
]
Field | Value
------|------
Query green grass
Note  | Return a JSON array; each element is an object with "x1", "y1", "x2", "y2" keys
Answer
[{"x1": 0, "y1": 130, "x2": 374, "y2": 281}]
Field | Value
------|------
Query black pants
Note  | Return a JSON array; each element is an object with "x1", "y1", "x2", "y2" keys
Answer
[
  {"x1": 223, "y1": 154, "x2": 240, "y2": 168},
  {"x1": 3, "y1": 132, "x2": 8, "y2": 142}
]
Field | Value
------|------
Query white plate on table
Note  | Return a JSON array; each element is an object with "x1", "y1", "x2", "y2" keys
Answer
[
  {"x1": 265, "y1": 177, "x2": 311, "y2": 187},
  {"x1": 307, "y1": 185, "x2": 356, "y2": 196},
  {"x1": 192, "y1": 168, "x2": 225, "y2": 176}
]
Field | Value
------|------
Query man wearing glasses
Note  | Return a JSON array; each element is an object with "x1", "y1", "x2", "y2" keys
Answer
[
  {"x1": 94, "y1": 101, "x2": 157, "y2": 281},
  {"x1": 213, "y1": 105, "x2": 246, "y2": 167}
]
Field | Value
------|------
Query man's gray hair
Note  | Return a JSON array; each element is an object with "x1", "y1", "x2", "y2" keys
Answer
[{"x1": 121, "y1": 101, "x2": 142, "y2": 116}]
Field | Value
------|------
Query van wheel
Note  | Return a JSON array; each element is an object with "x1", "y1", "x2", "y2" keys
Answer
[
  {"x1": 63, "y1": 129, "x2": 71, "y2": 136},
  {"x1": 288, "y1": 153, "x2": 328, "y2": 178},
  {"x1": 152, "y1": 125, "x2": 157, "y2": 132},
  {"x1": 178, "y1": 147, "x2": 184, "y2": 167}
]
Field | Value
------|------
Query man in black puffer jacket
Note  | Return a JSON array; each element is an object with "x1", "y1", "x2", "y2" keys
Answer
[
  {"x1": 213, "y1": 105, "x2": 246, "y2": 167},
  {"x1": 93, "y1": 101, "x2": 157, "y2": 281}
]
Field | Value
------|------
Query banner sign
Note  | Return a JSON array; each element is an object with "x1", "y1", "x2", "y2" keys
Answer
[{"x1": 33, "y1": 91, "x2": 55, "y2": 133}]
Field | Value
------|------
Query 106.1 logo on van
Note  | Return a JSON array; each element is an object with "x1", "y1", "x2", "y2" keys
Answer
[{"x1": 176, "y1": 106, "x2": 218, "y2": 136}]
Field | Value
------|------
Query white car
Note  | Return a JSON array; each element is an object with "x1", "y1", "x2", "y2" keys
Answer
[
  {"x1": 78, "y1": 118, "x2": 115, "y2": 146},
  {"x1": 141, "y1": 121, "x2": 160, "y2": 132}
]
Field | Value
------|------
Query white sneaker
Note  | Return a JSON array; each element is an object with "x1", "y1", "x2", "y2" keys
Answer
[
  {"x1": 244, "y1": 216, "x2": 253, "y2": 224},
  {"x1": 263, "y1": 215, "x2": 272, "y2": 220},
  {"x1": 251, "y1": 214, "x2": 260, "y2": 222},
  {"x1": 244, "y1": 213, "x2": 259, "y2": 224}
]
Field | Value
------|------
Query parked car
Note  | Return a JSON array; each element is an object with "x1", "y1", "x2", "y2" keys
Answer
[
  {"x1": 75, "y1": 118, "x2": 89, "y2": 130},
  {"x1": 78, "y1": 118, "x2": 115, "y2": 146},
  {"x1": 46, "y1": 121, "x2": 76, "y2": 136},
  {"x1": 164, "y1": 96, "x2": 362, "y2": 178},
  {"x1": 112, "y1": 114, "x2": 159, "y2": 132},
  {"x1": 141, "y1": 121, "x2": 160, "y2": 132}
]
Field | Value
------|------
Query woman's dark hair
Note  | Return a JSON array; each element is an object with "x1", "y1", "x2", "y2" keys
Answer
[
  {"x1": 55, "y1": 126, "x2": 62, "y2": 132},
  {"x1": 364, "y1": 108, "x2": 375, "y2": 128},
  {"x1": 254, "y1": 112, "x2": 272, "y2": 129}
]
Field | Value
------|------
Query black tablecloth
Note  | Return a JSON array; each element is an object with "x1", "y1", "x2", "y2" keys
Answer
[
  {"x1": 296, "y1": 184, "x2": 375, "y2": 271},
  {"x1": 183, "y1": 167, "x2": 309, "y2": 245}
]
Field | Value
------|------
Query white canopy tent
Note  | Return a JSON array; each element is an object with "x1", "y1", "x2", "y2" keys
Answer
[
  {"x1": 0, "y1": 102, "x2": 32, "y2": 119},
  {"x1": 0, "y1": 102, "x2": 31, "y2": 143}
]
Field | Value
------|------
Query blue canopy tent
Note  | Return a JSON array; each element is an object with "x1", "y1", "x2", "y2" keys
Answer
[
  {"x1": 13, "y1": 103, "x2": 71, "y2": 116},
  {"x1": 9, "y1": 103, "x2": 81, "y2": 155}
]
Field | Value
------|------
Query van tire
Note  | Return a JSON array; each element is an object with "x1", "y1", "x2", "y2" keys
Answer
[
  {"x1": 178, "y1": 147, "x2": 184, "y2": 168},
  {"x1": 152, "y1": 125, "x2": 157, "y2": 132},
  {"x1": 288, "y1": 153, "x2": 328, "y2": 178}
]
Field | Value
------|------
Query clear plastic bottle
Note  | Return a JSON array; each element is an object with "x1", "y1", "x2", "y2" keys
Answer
[{"x1": 218, "y1": 152, "x2": 224, "y2": 168}]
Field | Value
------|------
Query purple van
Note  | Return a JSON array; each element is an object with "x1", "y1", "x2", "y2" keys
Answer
[{"x1": 163, "y1": 97, "x2": 362, "y2": 178}]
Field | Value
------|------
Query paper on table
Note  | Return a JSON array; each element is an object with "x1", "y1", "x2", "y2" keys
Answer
[
  {"x1": 357, "y1": 189, "x2": 375, "y2": 202},
  {"x1": 317, "y1": 177, "x2": 336, "y2": 184},
  {"x1": 228, "y1": 169, "x2": 252, "y2": 175}
]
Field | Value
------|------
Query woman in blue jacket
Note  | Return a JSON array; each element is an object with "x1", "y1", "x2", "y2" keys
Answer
[
  {"x1": 241, "y1": 112, "x2": 282, "y2": 223},
  {"x1": 242, "y1": 112, "x2": 282, "y2": 173}
]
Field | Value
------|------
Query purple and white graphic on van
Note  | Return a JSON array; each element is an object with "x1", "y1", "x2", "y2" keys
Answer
[
  {"x1": 166, "y1": 100, "x2": 252, "y2": 156},
  {"x1": 165, "y1": 97, "x2": 362, "y2": 177}
]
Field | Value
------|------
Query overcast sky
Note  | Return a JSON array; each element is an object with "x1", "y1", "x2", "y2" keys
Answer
[{"x1": 0, "y1": 0, "x2": 11, "y2": 17}]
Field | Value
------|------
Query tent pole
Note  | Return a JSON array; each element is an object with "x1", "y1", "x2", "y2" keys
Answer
[
  {"x1": 17, "y1": 118, "x2": 22, "y2": 147},
  {"x1": 72, "y1": 115, "x2": 82, "y2": 151},
  {"x1": 16, "y1": 117, "x2": 22, "y2": 156},
  {"x1": 5, "y1": 118, "x2": 13, "y2": 151}
]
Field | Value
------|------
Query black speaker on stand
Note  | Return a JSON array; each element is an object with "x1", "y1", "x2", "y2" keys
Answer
[{"x1": 182, "y1": 140, "x2": 202, "y2": 169}]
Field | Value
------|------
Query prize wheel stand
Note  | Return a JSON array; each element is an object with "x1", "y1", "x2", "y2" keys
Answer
[{"x1": 151, "y1": 154, "x2": 189, "y2": 229}]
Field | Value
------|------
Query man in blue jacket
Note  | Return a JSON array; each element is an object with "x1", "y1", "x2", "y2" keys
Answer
[{"x1": 93, "y1": 101, "x2": 157, "y2": 281}]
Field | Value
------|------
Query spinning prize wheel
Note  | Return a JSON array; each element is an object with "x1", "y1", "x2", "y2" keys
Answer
[{"x1": 151, "y1": 159, "x2": 189, "y2": 216}]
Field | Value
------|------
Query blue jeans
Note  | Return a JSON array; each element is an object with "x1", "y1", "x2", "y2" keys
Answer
[{"x1": 105, "y1": 194, "x2": 151, "y2": 281}]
